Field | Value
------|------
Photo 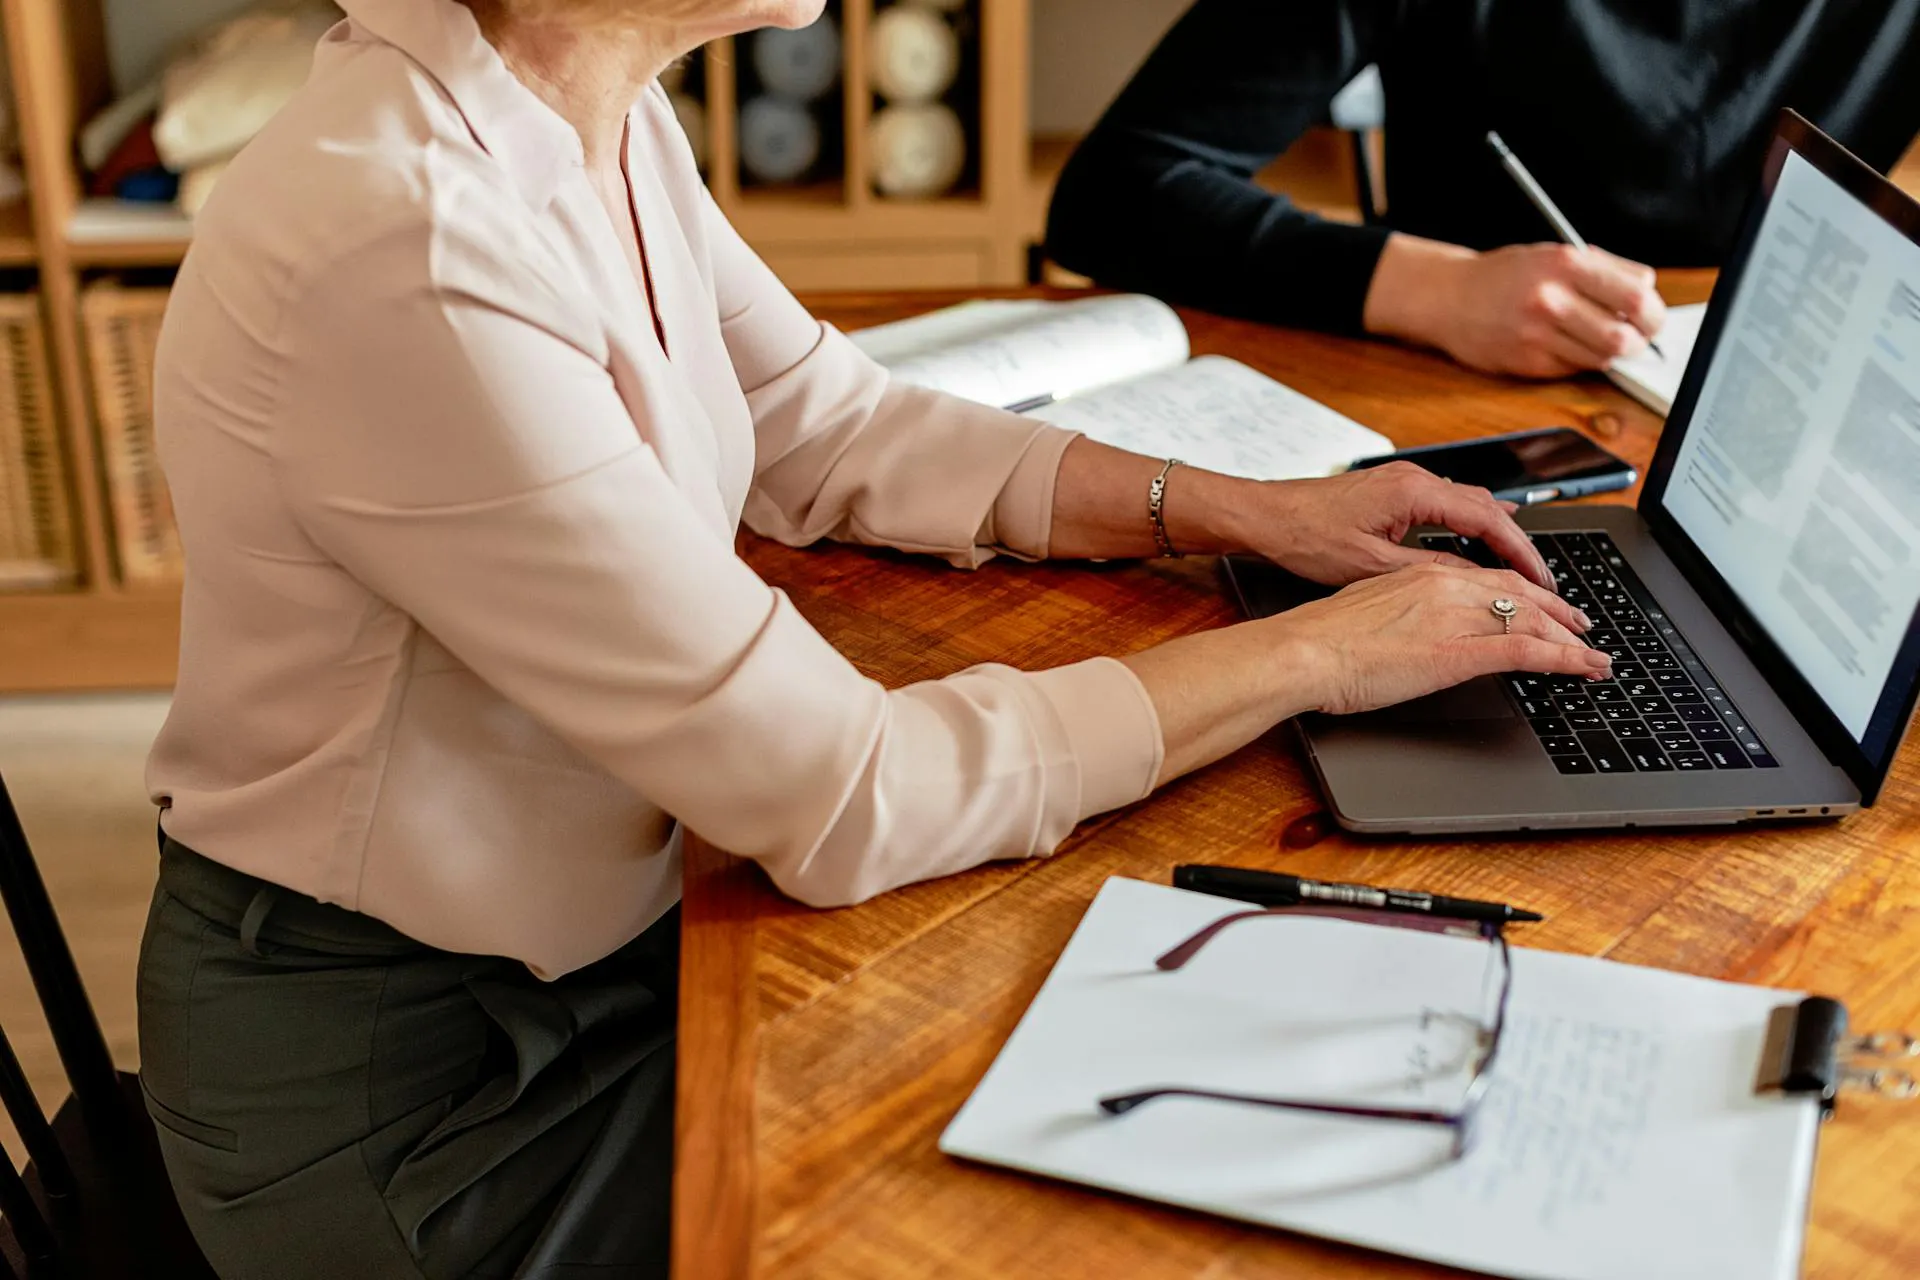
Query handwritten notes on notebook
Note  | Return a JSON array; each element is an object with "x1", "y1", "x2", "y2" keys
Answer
[
  {"x1": 851, "y1": 296, "x2": 1392, "y2": 481},
  {"x1": 942, "y1": 878, "x2": 1819, "y2": 1280},
  {"x1": 1035, "y1": 356, "x2": 1392, "y2": 481}
]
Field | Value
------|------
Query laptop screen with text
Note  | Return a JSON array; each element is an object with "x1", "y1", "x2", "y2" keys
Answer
[{"x1": 1663, "y1": 146, "x2": 1920, "y2": 754}]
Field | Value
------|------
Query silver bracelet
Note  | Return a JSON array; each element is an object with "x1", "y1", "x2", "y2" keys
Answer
[{"x1": 1148, "y1": 458, "x2": 1184, "y2": 559}]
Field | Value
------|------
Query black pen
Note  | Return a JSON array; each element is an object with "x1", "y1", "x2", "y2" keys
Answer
[{"x1": 1173, "y1": 864, "x2": 1544, "y2": 925}]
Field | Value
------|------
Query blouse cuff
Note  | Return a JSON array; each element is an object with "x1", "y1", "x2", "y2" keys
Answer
[
  {"x1": 1026, "y1": 655, "x2": 1163, "y2": 827},
  {"x1": 982, "y1": 423, "x2": 1077, "y2": 560}
]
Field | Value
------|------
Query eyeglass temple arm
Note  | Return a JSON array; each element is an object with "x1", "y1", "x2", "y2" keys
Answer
[
  {"x1": 1154, "y1": 909, "x2": 1274, "y2": 970},
  {"x1": 1157, "y1": 907, "x2": 1499, "y2": 971},
  {"x1": 1099, "y1": 1086, "x2": 1461, "y2": 1126}
]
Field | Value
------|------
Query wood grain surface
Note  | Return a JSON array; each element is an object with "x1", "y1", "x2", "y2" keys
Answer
[{"x1": 675, "y1": 275, "x2": 1920, "y2": 1279}]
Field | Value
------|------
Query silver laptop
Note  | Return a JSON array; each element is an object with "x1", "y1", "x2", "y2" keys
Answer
[{"x1": 1224, "y1": 112, "x2": 1920, "y2": 834}]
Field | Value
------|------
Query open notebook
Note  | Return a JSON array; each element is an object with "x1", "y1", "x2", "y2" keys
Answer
[
  {"x1": 942, "y1": 877, "x2": 1820, "y2": 1280},
  {"x1": 851, "y1": 295, "x2": 1393, "y2": 481},
  {"x1": 1607, "y1": 302, "x2": 1708, "y2": 416}
]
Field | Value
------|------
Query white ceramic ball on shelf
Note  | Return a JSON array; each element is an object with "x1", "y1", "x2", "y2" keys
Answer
[
  {"x1": 868, "y1": 6, "x2": 960, "y2": 105},
  {"x1": 668, "y1": 91, "x2": 707, "y2": 170},
  {"x1": 751, "y1": 15, "x2": 842, "y2": 103},
  {"x1": 739, "y1": 96, "x2": 822, "y2": 185},
  {"x1": 869, "y1": 102, "x2": 967, "y2": 199}
]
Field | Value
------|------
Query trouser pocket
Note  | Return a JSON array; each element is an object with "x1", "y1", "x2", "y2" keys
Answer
[
  {"x1": 137, "y1": 879, "x2": 452, "y2": 1280},
  {"x1": 137, "y1": 887, "x2": 241, "y2": 1164},
  {"x1": 140, "y1": 1082, "x2": 238, "y2": 1152},
  {"x1": 137, "y1": 881, "x2": 395, "y2": 1194}
]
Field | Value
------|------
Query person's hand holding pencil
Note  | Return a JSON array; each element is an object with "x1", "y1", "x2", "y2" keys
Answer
[{"x1": 1359, "y1": 132, "x2": 1667, "y2": 379}]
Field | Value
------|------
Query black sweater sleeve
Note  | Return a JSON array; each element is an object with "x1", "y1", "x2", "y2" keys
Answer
[{"x1": 1045, "y1": 0, "x2": 1396, "y2": 335}]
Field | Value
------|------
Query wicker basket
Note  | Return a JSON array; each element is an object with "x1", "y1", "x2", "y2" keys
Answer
[
  {"x1": 0, "y1": 293, "x2": 78, "y2": 591},
  {"x1": 81, "y1": 283, "x2": 182, "y2": 585}
]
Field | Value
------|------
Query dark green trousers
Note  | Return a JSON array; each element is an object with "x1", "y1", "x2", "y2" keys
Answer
[{"x1": 138, "y1": 838, "x2": 678, "y2": 1280}]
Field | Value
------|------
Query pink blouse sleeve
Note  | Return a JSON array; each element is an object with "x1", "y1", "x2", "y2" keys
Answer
[
  {"x1": 697, "y1": 188, "x2": 1076, "y2": 566},
  {"x1": 267, "y1": 212, "x2": 1163, "y2": 908}
]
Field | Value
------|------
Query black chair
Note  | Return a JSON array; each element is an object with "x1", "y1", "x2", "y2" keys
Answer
[
  {"x1": 1329, "y1": 65, "x2": 1387, "y2": 226},
  {"x1": 0, "y1": 773, "x2": 215, "y2": 1279}
]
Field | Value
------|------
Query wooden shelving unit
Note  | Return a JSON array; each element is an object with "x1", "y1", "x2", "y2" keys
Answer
[
  {"x1": 699, "y1": 0, "x2": 1034, "y2": 291},
  {"x1": 0, "y1": 0, "x2": 176, "y2": 693}
]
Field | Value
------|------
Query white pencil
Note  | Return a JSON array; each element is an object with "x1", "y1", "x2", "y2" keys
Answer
[{"x1": 1486, "y1": 130, "x2": 1665, "y2": 359}]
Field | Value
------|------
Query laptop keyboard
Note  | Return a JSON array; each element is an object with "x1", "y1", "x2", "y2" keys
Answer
[{"x1": 1417, "y1": 530, "x2": 1779, "y2": 776}]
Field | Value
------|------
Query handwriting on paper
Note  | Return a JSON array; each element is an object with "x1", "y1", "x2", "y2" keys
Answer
[{"x1": 1459, "y1": 1013, "x2": 1664, "y2": 1228}]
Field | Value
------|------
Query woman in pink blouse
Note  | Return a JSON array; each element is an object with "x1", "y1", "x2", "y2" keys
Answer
[{"x1": 135, "y1": 0, "x2": 1607, "y2": 1275}]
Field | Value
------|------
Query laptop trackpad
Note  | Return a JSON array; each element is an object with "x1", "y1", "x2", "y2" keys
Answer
[{"x1": 1376, "y1": 677, "x2": 1516, "y2": 724}]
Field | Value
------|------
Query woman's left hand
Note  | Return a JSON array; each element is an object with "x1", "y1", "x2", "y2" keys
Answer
[{"x1": 1229, "y1": 460, "x2": 1557, "y2": 591}]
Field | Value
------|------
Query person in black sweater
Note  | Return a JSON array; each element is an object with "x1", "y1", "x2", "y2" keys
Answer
[{"x1": 1046, "y1": 0, "x2": 1920, "y2": 378}]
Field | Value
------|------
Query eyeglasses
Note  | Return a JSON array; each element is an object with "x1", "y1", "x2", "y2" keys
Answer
[{"x1": 1097, "y1": 906, "x2": 1513, "y2": 1165}]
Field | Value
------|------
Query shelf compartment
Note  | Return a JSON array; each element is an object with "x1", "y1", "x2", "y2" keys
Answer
[
  {"x1": 864, "y1": 0, "x2": 984, "y2": 205},
  {"x1": 734, "y1": 4, "x2": 848, "y2": 201},
  {"x1": 0, "y1": 290, "x2": 77, "y2": 591},
  {"x1": 78, "y1": 281, "x2": 181, "y2": 586}
]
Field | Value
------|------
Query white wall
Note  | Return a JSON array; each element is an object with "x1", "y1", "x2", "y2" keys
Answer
[
  {"x1": 1029, "y1": 0, "x2": 1190, "y2": 136},
  {"x1": 103, "y1": 0, "x2": 269, "y2": 94}
]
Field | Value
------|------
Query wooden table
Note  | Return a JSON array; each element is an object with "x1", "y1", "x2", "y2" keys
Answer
[{"x1": 674, "y1": 277, "x2": 1920, "y2": 1279}]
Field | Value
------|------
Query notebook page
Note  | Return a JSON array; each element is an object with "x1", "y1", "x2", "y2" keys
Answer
[
  {"x1": 1607, "y1": 303, "x2": 1708, "y2": 416},
  {"x1": 943, "y1": 878, "x2": 1819, "y2": 1280},
  {"x1": 852, "y1": 294, "x2": 1191, "y2": 409},
  {"x1": 846, "y1": 299, "x2": 1051, "y2": 367},
  {"x1": 1029, "y1": 355, "x2": 1394, "y2": 480}
]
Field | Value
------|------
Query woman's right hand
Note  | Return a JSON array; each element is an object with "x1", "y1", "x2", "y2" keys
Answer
[
  {"x1": 1270, "y1": 561, "x2": 1611, "y2": 716},
  {"x1": 1122, "y1": 561, "x2": 1611, "y2": 788}
]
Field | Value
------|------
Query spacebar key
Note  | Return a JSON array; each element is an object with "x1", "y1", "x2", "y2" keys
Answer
[{"x1": 1576, "y1": 732, "x2": 1636, "y2": 774}]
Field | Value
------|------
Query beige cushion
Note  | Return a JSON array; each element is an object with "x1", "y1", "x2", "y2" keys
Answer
[{"x1": 154, "y1": 1, "x2": 340, "y2": 173}]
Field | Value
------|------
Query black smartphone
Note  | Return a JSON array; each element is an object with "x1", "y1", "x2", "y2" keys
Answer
[{"x1": 1348, "y1": 427, "x2": 1636, "y2": 504}]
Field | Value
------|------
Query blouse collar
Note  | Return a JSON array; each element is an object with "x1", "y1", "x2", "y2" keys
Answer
[{"x1": 336, "y1": 0, "x2": 586, "y2": 207}]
